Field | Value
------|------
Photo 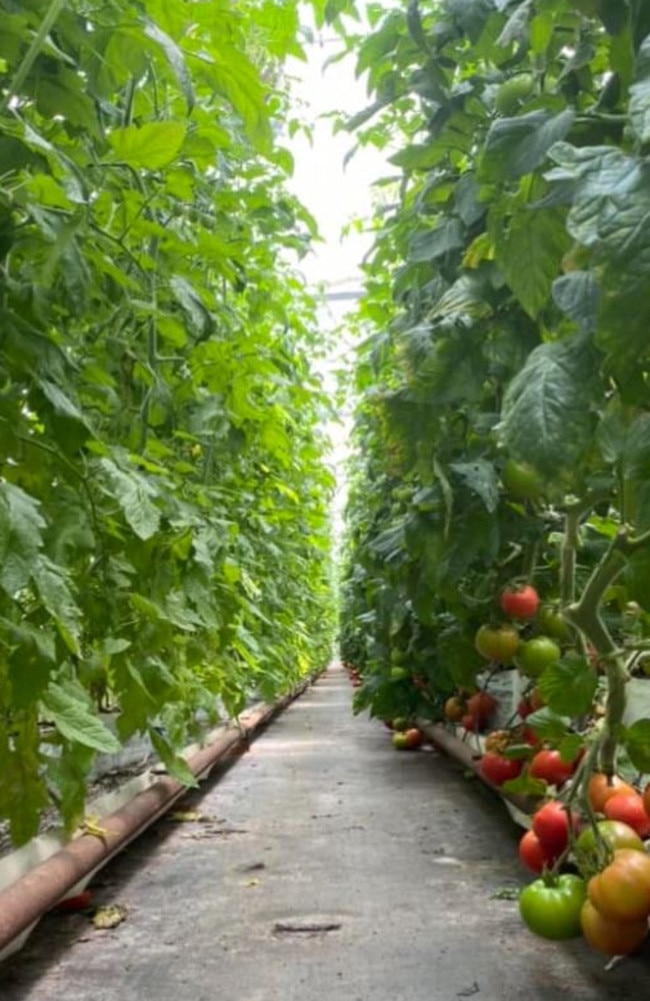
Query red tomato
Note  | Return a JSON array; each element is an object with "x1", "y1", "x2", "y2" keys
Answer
[
  {"x1": 403, "y1": 728, "x2": 422, "y2": 749},
  {"x1": 581, "y1": 899, "x2": 648, "y2": 956},
  {"x1": 587, "y1": 773, "x2": 635, "y2": 814},
  {"x1": 529, "y1": 749, "x2": 576, "y2": 787},
  {"x1": 517, "y1": 697, "x2": 533, "y2": 719},
  {"x1": 462, "y1": 713, "x2": 478, "y2": 732},
  {"x1": 532, "y1": 801, "x2": 580, "y2": 854},
  {"x1": 55, "y1": 890, "x2": 93, "y2": 912},
  {"x1": 500, "y1": 584, "x2": 540, "y2": 620},
  {"x1": 479, "y1": 752, "x2": 523, "y2": 786},
  {"x1": 603, "y1": 792, "x2": 650, "y2": 837},
  {"x1": 518, "y1": 830, "x2": 558, "y2": 874},
  {"x1": 466, "y1": 691, "x2": 497, "y2": 722}
]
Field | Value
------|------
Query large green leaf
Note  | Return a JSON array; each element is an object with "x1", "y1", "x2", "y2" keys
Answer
[
  {"x1": 497, "y1": 207, "x2": 569, "y2": 317},
  {"x1": 107, "y1": 121, "x2": 187, "y2": 169},
  {"x1": 536, "y1": 653, "x2": 598, "y2": 717},
  {"x1": 479, "y1": 109, "x2": 575, "y2": 182},
  {"x1": 41, "y1": 684, "x2": 121, "y2": 753},
  {"x1": 499, "y1": 338, "x2": 602, "y2": 476}
]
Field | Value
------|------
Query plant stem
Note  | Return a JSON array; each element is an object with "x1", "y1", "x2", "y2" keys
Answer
[{"x1": 0, "y1": 0, "x2": 68, "y2": 114}]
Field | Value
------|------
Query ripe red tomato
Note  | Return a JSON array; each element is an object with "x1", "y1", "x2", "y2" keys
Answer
[
  {"x1": 581, "y1": 899, "x2": 648, "y2": 956},
  {"x1": 55, "y1": 890, "x2": 93, "y2": 912},
  {"x1": 474, "y1": 624, "x2": 520, "y2": 663},
  {"x1": 462, "y1": 713, "x2": 478, "y2": 732},
  {"x1": 500, "y1": 584, "x2": 540, "y2": 620},
  {"x1": 588, "y1": 849, "x2": 650, "y2": 922},
  {"x1": 603, "y1": 792, "x2": 650, "y2": 837},
  {"x1": 479, "y1": 752, "x2": 523, "y2": 786},
  {"x1": 518, "y1": 830, "x2": 558, "y2": 874},
  {"x1": 403, "y1": 728, "x2": 423, "y2": 749},
  {"x1": 517, "y1": 696, "x2": 533, "y2": 719},
  {"x1": 643, "y1": 781, "x2": 650, "y2": 820},
  {"x1": 532, "y1": 801, "x2": 580, "y2": 854},
  {"x1": 466, "y1": 691, "x2": 497, "y2": 722},
  {"x1": 529, "y1": 749, "x2": 576, "y2": 787},
  {"x1": 587, "y1": 773, "x2": 635, "y2": 814}
]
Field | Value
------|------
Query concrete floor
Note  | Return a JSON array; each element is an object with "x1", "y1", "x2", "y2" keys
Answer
[{"x1": 2, "y1": 665, "x2": 650, "y2": 1000}]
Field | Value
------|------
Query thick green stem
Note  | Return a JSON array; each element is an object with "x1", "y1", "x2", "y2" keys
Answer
[{"x1": 560, "y1": 507, "x2": 580, "y2": 606}]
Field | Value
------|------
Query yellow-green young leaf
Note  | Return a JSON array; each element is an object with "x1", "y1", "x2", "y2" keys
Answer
[
  {"x1": 41, "y1": 684, "x2": 121, "y2": 753},
  {"x1": 107, "y1": 121, "x2": 187, "y2": 169}
]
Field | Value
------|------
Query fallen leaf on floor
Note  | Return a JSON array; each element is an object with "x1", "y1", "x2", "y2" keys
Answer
[
  {"x1": 244, "y1": 878, "x2": 261, "y2": 887},
  {"x1": 273, "y1": 921, "x2": 341, "y2": 934},
  {"x1": 239, "y1": 862, "x2": 266, "y2": 873},
  {"x1": 491, "y1": 886, "x2": 519, "y2": 900},
  {"x1": 92, "y1": 905, "x2": 128, "y2": 929},
  {"x1": 168, "y1": 810, "x2": 216, "y2": 823}
]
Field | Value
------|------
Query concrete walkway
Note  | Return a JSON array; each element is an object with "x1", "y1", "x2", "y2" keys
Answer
[{"x1": 2, "y1": 666, "x2": 649, "y2": 999}]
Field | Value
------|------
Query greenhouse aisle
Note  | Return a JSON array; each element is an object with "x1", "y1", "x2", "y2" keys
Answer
[{"x1": 2, "y1": 666, "x2": 650, "y2": 1000}]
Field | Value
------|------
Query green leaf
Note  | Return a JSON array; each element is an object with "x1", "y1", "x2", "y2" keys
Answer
[
  {"x1": 449, "y1": 460, "x2": 499, "y2": 513},
  {"x1": 624, "y1": 718, "x2": 650, "y2": 773},
  {"x1": 32, "y1": 555, "x2": 82, "y2": 655},
  {"x1": 41, "y1": 684, "x2": 121, "y2": 753},
  {"x1": 536, "y1": 653, "x2": 598, "y2": 716},
  {"x1": 552, "y1": 271, "x2": 600, "y2": 331},
  {"x1": 525, "y1": 707, "x2": 571, "y2": 740},
  {"x1": 0, "y1": 483, "x2": 45, "y2": 595},
  {"x1": 144, "y1": 21, "x2": 195, "y2": 112},
  {"x1": 497, "y1": 207, "x2": 569, "y2": 317},
  {"x1": 479, "y1": 109, "x2": 575, "y2": 182},
  {"x1": 502, "y1": 773, "x2": 548, "y2": 798},
  {"x1": 149, "y1": 729, "x2": 199, "y2": 787},
  {"x1": 99, "y1": 459, "x2": 161, "y2": 540},
  {"x1": 408, "y1": 218, "x2": 465, "y2": 262},
  {"x1": 107, "y1": 121, "x2": 187, "y2": 170},
  {"x1": 629, "y1": 77, "x2": 650, "y2": 143},
  {"x1": 499, "y1": 339, "x2": 601, "y2": 477}
]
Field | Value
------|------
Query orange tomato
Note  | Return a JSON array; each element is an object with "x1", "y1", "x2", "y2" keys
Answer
[
  {"x1": 587, "y1": 849, "x2": 650, "y2": 922},
  {"x1": 444, "y1": 696, "x2": 465, "y2": 723},
  {"x1": 581, "y1": 899, "x2": 648, "y2": 956},
  {"x1": 587, "y1": 773, "x2": 635, "y2": 814}
]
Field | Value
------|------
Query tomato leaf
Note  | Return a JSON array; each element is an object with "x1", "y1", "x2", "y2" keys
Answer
[
  {"x1": 623, "y1": 719, "x2": 650, "y2": 773},
  {"x1": 107, "y1": 122, "x2": 187, "y2": 169},
  {"x1": 536, "y1": 653, "x2": 598, "y2": 717},
  {"x1": 525, "y1": 707, "x2": 571, "y2": 740},
  {"x1": 479, "y1": 109, "x2": 575, "y2": 182},
  {"x1": 41, "y1": 684, "x2": 121, "y2": 753},
  {"x1": 502, "y1": 773, "x2": 548, "y2": 798}
]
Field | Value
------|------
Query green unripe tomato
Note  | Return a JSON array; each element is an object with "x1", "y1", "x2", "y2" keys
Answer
[
  {"x1": 495, "y1": 74, "x2": 534, "y2": 115},
  {"x1": 516, "y1": 636, "x2": 561, "y2": 678},
  {"x1": 502, "y1": 459, "x2": 544, "y2": 501},
  {"x1": 519, "y1": 874, "x2": 586, "y2": 940},
  {"x1": 538, "y1": 605, "x2": 573, "y2": 642}
]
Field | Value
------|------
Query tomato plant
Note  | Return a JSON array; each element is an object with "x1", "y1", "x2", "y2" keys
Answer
[
  {"x1": 519, "y1": 874, "x2": 586, "y2": 940},
  {"x1": 500, "y1": 585, "x2": 539, "y2": 620}
]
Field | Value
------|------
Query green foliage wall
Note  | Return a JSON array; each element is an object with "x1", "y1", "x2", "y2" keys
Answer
[{"x1": 0, "y1": 0, "x2": 337, "y2": 845}]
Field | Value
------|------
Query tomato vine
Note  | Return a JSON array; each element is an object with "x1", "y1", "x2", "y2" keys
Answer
[{"x1": 0, "y1": 0, "x2": 339, "y2": 846}]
